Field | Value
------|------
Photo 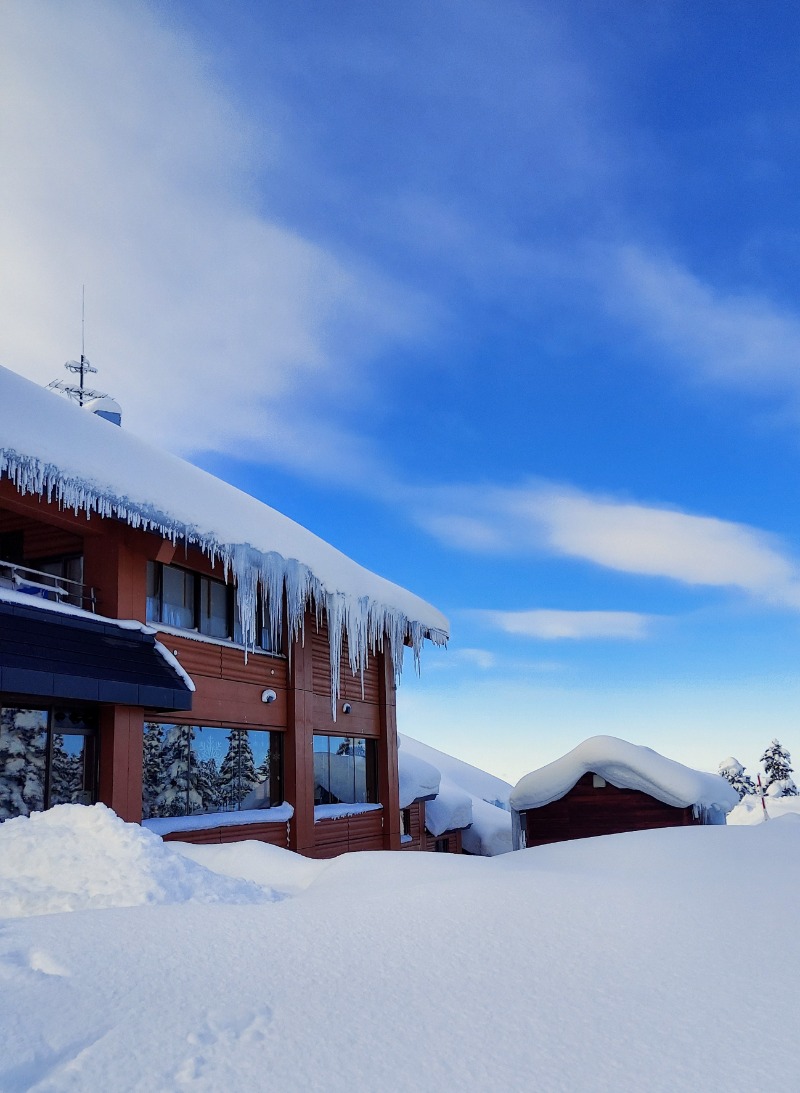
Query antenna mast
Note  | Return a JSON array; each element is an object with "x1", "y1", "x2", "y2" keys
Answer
[{"x1": 47, "y1": 285, "x2": 102, "y2": 406}]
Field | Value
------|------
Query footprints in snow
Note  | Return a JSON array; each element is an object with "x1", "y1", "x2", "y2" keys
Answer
[{"x1": 176, "y1": 1006, "x2": 274, "y2": 1084}]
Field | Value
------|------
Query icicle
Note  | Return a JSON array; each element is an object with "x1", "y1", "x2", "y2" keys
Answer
[{"x1": 0, "y1": 446, "x2": 447, "y2": 718}]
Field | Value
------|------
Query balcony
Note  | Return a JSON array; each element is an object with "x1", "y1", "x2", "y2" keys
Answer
[{"x1": 0, "y1": 559, "x2": 97, "y2": 611}]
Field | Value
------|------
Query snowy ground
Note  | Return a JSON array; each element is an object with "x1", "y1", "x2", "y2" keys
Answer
[{"x1": 1, "y1": 805, "x2": 798, "y2": 1092}]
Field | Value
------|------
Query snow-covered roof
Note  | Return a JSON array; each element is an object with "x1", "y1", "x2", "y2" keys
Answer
[
  {"x1": 398, "y1": 734, "x2": 513, "y2": 855},
  {"x1": 510, "y1": 736, "x2": 739, "y2": 814},
  {"x1": 0, "y1": 366, "x2": 448, "y2": 707}
]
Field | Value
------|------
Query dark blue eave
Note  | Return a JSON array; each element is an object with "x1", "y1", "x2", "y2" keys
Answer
[{"x1": 0, "y1": 599, "x2": 193, "y2": 711}]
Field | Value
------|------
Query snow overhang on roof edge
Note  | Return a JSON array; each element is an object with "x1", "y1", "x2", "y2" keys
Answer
[
  {"x1": 0, "y1": 370, "x2": 447, "y2": 715},
  {"x1": 509, "y1": 736, "x2": 739, "y2": 815}
]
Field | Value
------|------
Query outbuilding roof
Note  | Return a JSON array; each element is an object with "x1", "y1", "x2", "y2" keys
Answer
[{"x1": 510, "y1": 735, "x2": 739, "y2": 814}]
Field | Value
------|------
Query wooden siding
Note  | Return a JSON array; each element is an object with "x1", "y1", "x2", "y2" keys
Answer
[
  {"x1": 309, "y1": 809, "x2": 385, "y2": 858},
  {"x1": 423, "y1": 828, "x2": 463, "y2": 854},
  {"x1": 311, "y1": 619, "x2": 380, "y2": 703},
  {"x1": 523, "y1": 772, "x2": 700, "y2": 849},
  {"x1": 0, "y1": 508, "x2": 84, "y2": 561},
  {"x1": 148, "y1": 633, "x2": 288, "y2": 730},
  {"x1": 162, "y1": 820, "x2": 289, "y2": 847}
]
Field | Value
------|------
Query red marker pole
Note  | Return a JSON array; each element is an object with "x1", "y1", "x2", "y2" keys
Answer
[{"x1": 757, "y1": 774, "x2": 769, "y2": 821}]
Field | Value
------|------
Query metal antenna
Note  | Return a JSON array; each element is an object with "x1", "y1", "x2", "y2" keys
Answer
[{"x1": 60, "y1": 285, "x2": 97, "y2": 406}]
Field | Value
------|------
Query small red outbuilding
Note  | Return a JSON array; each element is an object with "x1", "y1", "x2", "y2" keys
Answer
[{"x1": 510, "y1": 736, "x2": 739, "y2": 850}]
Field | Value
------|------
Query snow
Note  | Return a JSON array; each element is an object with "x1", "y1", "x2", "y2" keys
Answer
[
  {"x1": 0, "y1": 804, "x2": 273, "y2": 918},
  {"x1": 1, "y1": 804, "x2": 798, "y2": 1091},
  {"x1": 313, "y1": 803, "x2": 382, "y2": 821},
  {"x1": 143, "y1": 802, "x2": 294, "y2": 835},
  {"x1": 0, "y1": 366, "x2": 448, "y2": 712},
  {"x1": 510, "y1": 734, "x2": 740, "y2": 818},
  {"x1": 397, "y1": 749, "x2": 440, "y2": 808},
  {"x1": 398, "y1": 734, "x2": 513, "y2": 855},
  {"x1": 728, "y1": 793, "x2": 800, "y2": 825}
]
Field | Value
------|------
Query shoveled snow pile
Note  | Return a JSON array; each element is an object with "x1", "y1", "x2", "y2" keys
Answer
[
  {"x1": 511, "y1": 735, "x2": 739, "y2": 818},
  {"x1": 399, "y1": 734, "x2": 513, "y2": 855},
  {"x1": 1, "y1": 818, "x2": 798, "y2": 1091},
  {"x1": 0, "y1": 804, "x2": 273, "y2": 918}
]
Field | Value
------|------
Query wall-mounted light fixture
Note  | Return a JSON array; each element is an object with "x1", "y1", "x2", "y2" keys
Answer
[
  {"x1": 261, "y1": 689, "x2": 277, "y2": 704},
  {"x1": 342, "y1": 702, "x2": 352, "y2": 715}
]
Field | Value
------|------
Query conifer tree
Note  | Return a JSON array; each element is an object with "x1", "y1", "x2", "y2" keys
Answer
[
  {"x1": 760, "y1": 739, "x2": 799, "y2": 796},
  {"x1": 718, "y1": 757, "x2": 755, "y2": 799},
  {"x1": 49, "y1": 734, "x2": 83, "y2": 805},
  {"x1": 219, "y1": 730, "x2": 258, "y2": 809},
  {"x1": 142, "y1": 722, "x2": 166, "y2": 819},
  {"x1": 0, "y1": 708, "x2": 47, "y2": 819},
  {"x1": 156, "y1": 724, "x2": 203, "y2": 817}
]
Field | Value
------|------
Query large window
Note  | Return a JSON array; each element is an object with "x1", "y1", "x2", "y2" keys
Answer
[
  {"x1": 146, "y1": 562, "x2": 280, "y2": 651},
  {"x1": 142, "y1": 723, "x2": 283, "y2": 820},
  {"x1": 313, "y1": 735, "x2": 378, "y2": 806},
  {"x1": 0, "y1": 706, "x2": 97, "y2": 821}
]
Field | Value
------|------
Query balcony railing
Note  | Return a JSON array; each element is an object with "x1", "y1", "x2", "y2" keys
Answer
[{"x1": 0, "y1": 560, "x2": 97, "y2": 612}]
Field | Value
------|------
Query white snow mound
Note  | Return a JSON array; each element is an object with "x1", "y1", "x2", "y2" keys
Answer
[
  {"x1": 510, "y1": 735, "x2": 739, "y2": 815},
  {"x1": 0, "y1": 804, "x2": 274, "y2": 918}
]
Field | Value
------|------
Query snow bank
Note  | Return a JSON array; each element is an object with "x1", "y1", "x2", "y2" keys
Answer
[
  {"x1": 0, "y1": 804, "x2": 273, "y2": 918},
  {"x1": 0, "y1": 366, "x2": 448, "y2": 711},
  {"x1": 2, "y1": 823, "x2": 799, "y2": 1092},
  {"x1": 510, "y1": 735, "x2": 739, "y2": 816},
  {"x1": 399, "y1": 734, "x2": 513, "y2": 854}
]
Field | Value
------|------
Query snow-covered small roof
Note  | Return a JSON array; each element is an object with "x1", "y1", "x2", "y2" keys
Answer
[
  {"x1": 0, "y1": 366, "x2": 448, "y2": 706},
  {"x1": 510, "y1": 736, "x2": 739, "y2": 814},
  {"x1": 398, "y1": 735, "x2": 513, "y2": 854}
]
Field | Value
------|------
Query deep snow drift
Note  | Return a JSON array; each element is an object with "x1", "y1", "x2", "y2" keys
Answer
[{"x1": 1, "y1": 804, "x2": 798, "y2": 1092}]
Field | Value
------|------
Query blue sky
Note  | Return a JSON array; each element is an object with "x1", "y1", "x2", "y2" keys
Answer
[{"x1": 3, "y1": 0, "x2": 800, "y2": 781}]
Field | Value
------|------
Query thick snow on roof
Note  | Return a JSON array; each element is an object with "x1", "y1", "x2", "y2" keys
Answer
[
  {"x1": 399, "y1": 734, "x2": 513, "y2": 855},
  {"x1": 510, "y1": 735, "x2": 740, "y2": 815},
  {"x1": 0, "y1": 366, "x2": 447, "y2": 707}
]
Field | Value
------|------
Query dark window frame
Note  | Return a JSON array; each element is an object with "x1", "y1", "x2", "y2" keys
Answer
[
  {"x1": 0, "y1": 704, "x2": 98, "y2": 820},
  {"x1": 142, "y1": 722, "x2": 284, "y2": 820},
  {"x1": 146, "y1": 561, "x2": 281, "y2": 652},
  {"x1": 312, "y1": 734, "x2": 379, "y2": 806}
]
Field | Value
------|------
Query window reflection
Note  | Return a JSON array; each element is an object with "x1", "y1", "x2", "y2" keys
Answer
[
  {"x1": 142, "y1": 723, "x2": 282, "y2": 820},
  {"x1": 313, "y1": 735, "x2": 376, "y2": 806},
  {"x1": 0, "y1": 707, "x2": 96, "y2": 821}
]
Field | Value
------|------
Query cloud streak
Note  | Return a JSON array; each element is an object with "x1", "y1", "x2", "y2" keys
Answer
[
  {"x1": 474, "y1": 609, "x2": 653, "y2": 641},
  {"x1": 415, "y1": 481, "x2": 800, "y2": 609}
]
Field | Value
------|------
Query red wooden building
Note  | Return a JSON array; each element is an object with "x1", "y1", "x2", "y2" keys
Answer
[
  {"x1": 510, "y1": 735, "x2": 738, "y2": 850},
  {"x1": 0, "y1": 365, "x2": 448, "y2": 858}
]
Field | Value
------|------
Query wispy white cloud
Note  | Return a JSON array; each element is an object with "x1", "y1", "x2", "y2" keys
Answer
[
  {"x1": 414, "y1": 481, "x2": 800, "y2": 608},
  {"x1": 604, "y1": 244, "x2": 800, "y2": 402},
  {"x1": 474, "y1": 608, "x2": 653, "y2": 640},
  {"x1": 0, "y1": 1, "x2": 428, "y2": 484}
]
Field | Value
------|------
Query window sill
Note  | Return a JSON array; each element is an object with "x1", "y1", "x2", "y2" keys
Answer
[
  {"x1": 143, "y1": 802, "x2": 294, "y2": 835},
  {"x1": 151, "y1": 622, "x2": 286, "y2": 658},
  {"x1": 314, "y1": 803, "x2": 383, "y2": 823}
]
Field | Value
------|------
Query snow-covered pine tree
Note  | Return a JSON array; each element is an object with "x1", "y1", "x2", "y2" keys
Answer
[
  {"x1": 155, "y1": 724, "x2": 203, "y2": 817},
  {"x1": 760, "y1": 739, "x2": 799, "y2": 797},
  {"x1": 49, "y1": 734, "x2": 83, "y2": 805},
  {"x1": 219, "y1": 730, "x2": 258, "y2": 810},
  {"x1": 718, "y1": 756, "x2": 756, "y2": 799},
  {"x1": 197, "y1": 757, "x2": 221, "y2": 814},
  {"x1": 0, "y1": 708, "x2": 48, "y2": 819},
  {"x1": 142, "y1": 722, "x2": 166, "y2": 819}
]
